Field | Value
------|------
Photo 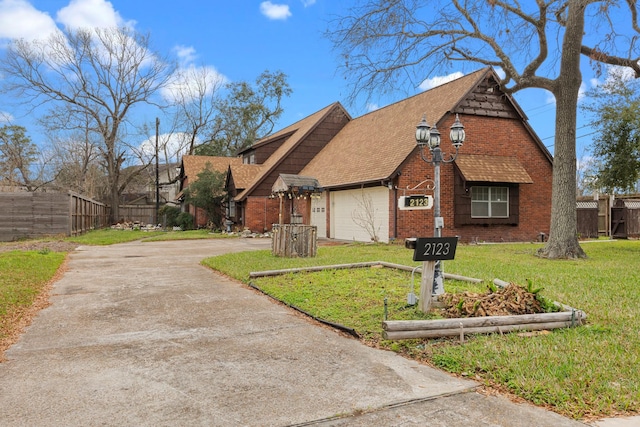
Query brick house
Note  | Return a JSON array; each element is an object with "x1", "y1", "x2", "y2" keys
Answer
[
  {"x1": 178, "y1": 155, "x2": 249, "y2": 228},
  {"x1": 204, "y1": 67, "x2": 552, "y2": 242}
]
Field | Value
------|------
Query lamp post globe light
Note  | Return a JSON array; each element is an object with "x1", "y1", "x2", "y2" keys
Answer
[{"x1": 415, "y1": 113, "x2": 465, "y2": 295}]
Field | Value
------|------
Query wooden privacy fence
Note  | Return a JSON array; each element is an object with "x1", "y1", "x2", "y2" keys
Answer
[
  {"x1": 272, "y1": 224, "x2": 317, "y2": 257},
  {"x1": 0, "y1": 191, "x2": 107, "y2": 242},
  {"x1": 113, "y1": 204, "x2": 157, "y2": 225},
  {"x1": 576, "y1": 200, "x2": 599, "y2": 239}
]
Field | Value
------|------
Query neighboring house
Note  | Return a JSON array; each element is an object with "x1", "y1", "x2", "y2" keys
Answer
[
  {"x1": 178, "y1": 155, "x2": 252, "y2": 228},
  {"x1": 226, "y1": 102, "x2": 350, "y2": 232},
  {"x1": 219, "y1": 67, "x2": 552, "y2": 242},
  {"x1": 121, "y1": 162, "x2": 181, "y2": 206}
]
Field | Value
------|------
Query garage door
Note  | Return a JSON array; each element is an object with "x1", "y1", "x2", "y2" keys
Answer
[
  {"x1": 310, "y1": 192, "x2": 327, "y2": 238},
  {"x1": 330, "y1": 187, "x2": 389, "y2": 243}
]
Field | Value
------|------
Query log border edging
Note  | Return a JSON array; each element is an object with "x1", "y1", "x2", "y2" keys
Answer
[{"x1": 248, "y1": 263, "x2": 586, "y2": 341}]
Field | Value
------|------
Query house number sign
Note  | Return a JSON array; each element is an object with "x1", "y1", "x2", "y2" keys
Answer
[
  {"x1": 398, "y1": 195, "x2": 433, "y2": 210},
  {"x1": 412, "y1": 237, "x2": 458, "y2": 261}
]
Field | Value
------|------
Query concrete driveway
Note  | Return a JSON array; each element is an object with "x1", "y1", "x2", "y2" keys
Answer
[{"x1": 0, "y1": 238, "x2": 588, "y2": 426}]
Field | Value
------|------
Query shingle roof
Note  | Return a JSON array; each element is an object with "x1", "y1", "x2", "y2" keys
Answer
[
  {"x1": 182, "y1": 155, "x2": 243, "y2": 180},
  {"x1": 300, "y1": 68, "x2": 490, "y2": 188},
  {"x1": 455, "y1": 154, "x2": 533, "y2": 183},
  {"x1": 230, "y1": 163, "x2": 262, "y2": 190},
  {"x1": 235, "y1": 102, "x2": 349, "y2": 201}
]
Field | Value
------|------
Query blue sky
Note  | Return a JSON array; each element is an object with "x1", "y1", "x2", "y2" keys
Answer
[{"x1": 0, "y1": 0, "x2": 605, "y2": 158}]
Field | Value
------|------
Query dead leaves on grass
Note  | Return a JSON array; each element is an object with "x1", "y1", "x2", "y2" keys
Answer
[
  {"x1": 0, "y1": 257, "x2": 68, "y2": 362},
  {"x1": 441, "y1": 283, "x2": 546, "y2": 318}
]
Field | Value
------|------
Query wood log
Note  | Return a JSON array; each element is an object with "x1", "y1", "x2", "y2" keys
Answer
[
  {"x1": 383, "y1": 310, "x2": 586, "y2": 332},
  {"x1": 493, "y1": 278, "x2": 510, "y2": 288},
  {"x1": 251, "y1": 261, "x2": 483, "y2": 283},
  {"x1": 249, "y1": 262, "x2": 380, "y2": 278},
  {"x1": 377, "y1": 262, "x2": 418, "y2": 272},
  {"x1": 379, "y1": 262, "x2": 483, "y2": 283},
  {"x1": 382, "y1": 320, "x2": 576, "y2": 340},
  {"x1": 444, "y1": 273, "x2": 483, "y2": 284}
]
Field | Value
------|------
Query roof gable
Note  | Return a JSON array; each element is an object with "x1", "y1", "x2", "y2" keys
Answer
[
  {"x1": 228, "y1": 163, "x2": 262, "y2": 190},
  {"x1": 301, "y1": 68, "x2": 490, "y2": 188},
  {"x1": 235, "y1": 102, "x2": 350, "y2": 200}
]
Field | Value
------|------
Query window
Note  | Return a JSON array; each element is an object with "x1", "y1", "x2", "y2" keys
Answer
[
  {"x1": 471, "y1": 186, "x2": 509, "y2": 218},
  {"x1": 243, "y1": 152, "x2": 256, "y2": 164}
]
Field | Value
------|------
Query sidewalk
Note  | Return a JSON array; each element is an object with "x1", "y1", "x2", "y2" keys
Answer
[{"x1": 0, "y1": 238, "x2": 610, "y2": 426}]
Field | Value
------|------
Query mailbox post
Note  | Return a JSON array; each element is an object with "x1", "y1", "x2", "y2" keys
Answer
[
  {"x1": 406, "y1": 237, "x2": 458, "y2": 312},
  {"x1": 414, "y1": 114, "x2": 465, "y2": 295}
]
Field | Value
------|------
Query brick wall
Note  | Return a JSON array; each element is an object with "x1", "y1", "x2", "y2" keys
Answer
[
  {"x1": 392, "y1": 114, "x2": 552, "y2": 243},
  {"x1": 243, "y1": 196, "x2": 281, "y2": 232}
]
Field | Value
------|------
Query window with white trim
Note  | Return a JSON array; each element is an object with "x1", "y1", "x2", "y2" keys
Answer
[{"x1": 471, "y1": 186, "x2": 509, "y2": 218}]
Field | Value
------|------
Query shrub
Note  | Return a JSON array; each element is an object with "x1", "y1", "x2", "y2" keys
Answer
[
  {"x1": 176, "y1": 212, "x2": 194, "y2": 230},
  {"x1": 159, "y1": 205, "x2": 181, "y2": 227}
]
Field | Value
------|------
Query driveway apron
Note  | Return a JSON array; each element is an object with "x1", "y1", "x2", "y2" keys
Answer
[{"x1": 0, "y1": 239, "x2": 586, "y2": 426}]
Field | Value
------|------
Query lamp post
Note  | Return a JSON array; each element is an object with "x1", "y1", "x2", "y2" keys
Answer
[{"x1": 415, "y1": 113, "x2": 465, "y2": 295}]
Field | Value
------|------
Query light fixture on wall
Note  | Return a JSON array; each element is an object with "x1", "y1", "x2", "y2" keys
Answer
[{"x1": 415, "y1": 113, "x2": 465, "y2": 294}]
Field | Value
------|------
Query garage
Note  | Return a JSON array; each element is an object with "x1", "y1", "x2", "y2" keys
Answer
[{"x1": 330, "y1": 186, "x2": 390, "y2": 243}]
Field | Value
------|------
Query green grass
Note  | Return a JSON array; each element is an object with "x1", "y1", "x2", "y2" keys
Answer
[
  {"x1": 3, "y1": 233, "x2": 638, "y2": 419},
  {"x1": 0, "y1": 251, "x2": 65, "y2": 340},
  {"x1": 67, "y1": 228, "x2": 233, "y2": 245},
  {"x1": 202, "y1": 240, "x2": 640, "y2": 420}
]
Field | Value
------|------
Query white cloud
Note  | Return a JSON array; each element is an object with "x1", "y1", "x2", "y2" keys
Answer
[
  {"x1": 0, "y1": 0, "x2": 136, "y2": 44},
  {"x1": 0, "y1": 0, "x2": 58, "y2": 42},
  {"x1": 301, "y1": 0, "x2": 316, "y2": 6},
  {"x1": 161, "y1": 63, "x2": 228, "y2": 103},
  {"x1": 542, "y1": 80, "x2": 587, "y2": 105},
  {"x1": 578, "y1": 81, "x2": 588, "y2": 101},
  {"x1": 603, "y1": 65, "x2": 636, "y2": 85},
  {"x1": 260, "y1": 1, "x2": 291, "y2": 20},
  {"x1": 493, "y1": 67, "x2": 506, "y2": 80},
  {"x1": 0, "y1": 111, "x2": 14, "y2": 123},
  {"x1": 163, "y1": 46, "x2": 228, "y2": 103},
  {"x1": 366, "y1": 103, "x2": 379, "y2": 112},
  {"x1": 418, "y1": 72, "x2": 464, "y2": 91},
  {"x1": 56, "y1": 0, "x2": 134, "y2": 30},
  {"x1": 545, "y1": 91, "x2": 556, "y2": 105},
  {"x1": 174, "y1": 45, "x2": 198, "y2": 67},
  {"x1": 587, "y1": 65, "x2": 635, "y2": 96},
  {"x1": 140, "y1": 132, "x2": 195, "y2": 162}
]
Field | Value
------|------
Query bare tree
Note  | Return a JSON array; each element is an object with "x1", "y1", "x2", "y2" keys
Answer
[
  {"x1": 162, "y1": 65, "x2": 227, "y2": 156},
  {"x1": 1, "y1": 27, "x2": 175, "y2": 223},
  {"x1": 47, "y1": 127, "x2": 105, "y2": 199},
  {"x1": 328, "y1": 0, "x2": 640, "y2": 259},
  {"x1": 351, "y1": 190, "x2": 381, "y2": 242},
  {"x1": 0, "y1": 124, "x2": 53, "y2": 191}
]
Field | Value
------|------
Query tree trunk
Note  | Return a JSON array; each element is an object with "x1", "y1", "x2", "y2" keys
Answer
[
  {"x1": 538, "y1": 0, "x2": 588, "y2": 259},
  {"x1": 109, "y1": 185, "x2": 120, "y2": 224}
]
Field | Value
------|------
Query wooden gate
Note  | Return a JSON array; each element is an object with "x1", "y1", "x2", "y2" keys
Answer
[
  {"x1": 611, "y1": 204, "x2": 626, "y2": 238},
  {"x1": 611, "y1": 199, "x2": 640, "y2": 239}
]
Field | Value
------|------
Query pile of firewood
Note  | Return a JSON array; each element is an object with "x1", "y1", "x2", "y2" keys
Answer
[{"x1": 441, "y1": 283, "x2": 546, "y2": 318}]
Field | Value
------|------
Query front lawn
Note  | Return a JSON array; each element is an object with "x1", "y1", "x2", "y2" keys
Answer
[
  {"x1": 0, "y1": 250, "x2": 65, "y2": 352},
  {"x1": 202, "y1": 240, "x2": 640, "y2": 420}
]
